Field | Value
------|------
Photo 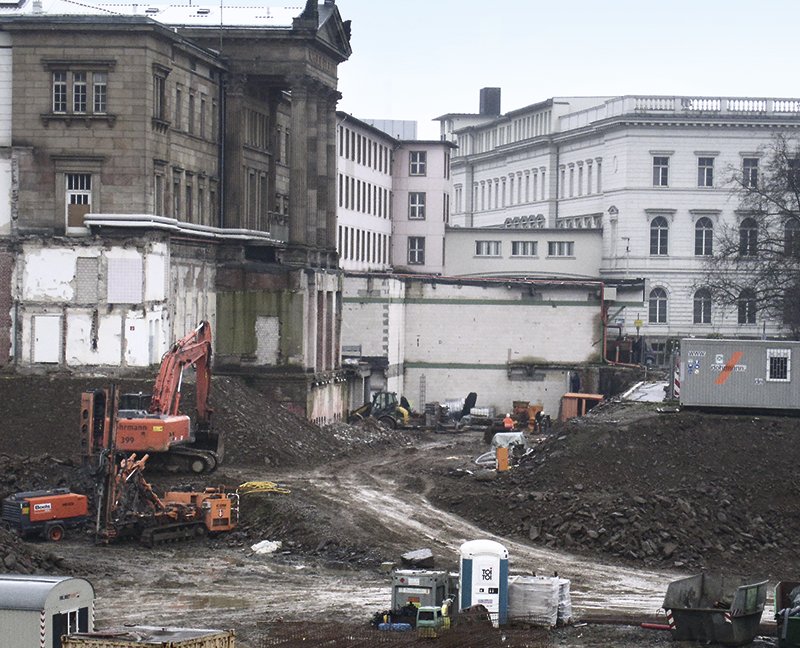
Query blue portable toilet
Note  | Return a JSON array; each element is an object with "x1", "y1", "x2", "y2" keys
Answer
[{"x1": 459, "y1": 539, "x2": 509, "y2": 626}]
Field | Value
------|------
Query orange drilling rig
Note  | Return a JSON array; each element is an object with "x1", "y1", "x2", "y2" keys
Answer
[
  {"x1": 94, "y1": 451, "x2": 238, "y2": 546},
  {"x1": 80, "y1": 321, "x2": 221, "y2": 474}
]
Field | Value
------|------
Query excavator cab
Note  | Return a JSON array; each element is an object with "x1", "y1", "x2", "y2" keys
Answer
[{"x1": 119, "y1": 392, "x2": 152, "y2": 414}]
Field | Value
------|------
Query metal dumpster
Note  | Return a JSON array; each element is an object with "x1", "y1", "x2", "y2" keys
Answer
[
  {"x1": 776, "y1": 581, "x2": 800, "y2": 647},
  {"x1": 662, "y1": 573, "x2": 767, "y2": 646}
]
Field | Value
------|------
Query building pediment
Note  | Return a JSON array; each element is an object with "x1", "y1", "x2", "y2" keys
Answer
[{"x1": 316, "y1": 3, "x2": 352, "y2": 62}]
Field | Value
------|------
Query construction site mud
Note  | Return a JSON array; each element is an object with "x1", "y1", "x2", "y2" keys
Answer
[{"x1": 0, "y1": 374, "x2": 793, "y2": 646}]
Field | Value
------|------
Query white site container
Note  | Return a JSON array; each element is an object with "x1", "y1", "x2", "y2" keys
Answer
[{"x1": 0, "y1": 574, "x2": 94, "y2": 648}]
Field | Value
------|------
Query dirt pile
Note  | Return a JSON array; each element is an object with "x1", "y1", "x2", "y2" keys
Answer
[
  {"x1": 0, "y1": 374, "x2": 406, "y2": 572},
  {"x1": 212, "y1": 377, "x2": 400, "y2": 467},
  {"x1": 430, "y1": 403, "x2": 800, "y2": 580}
]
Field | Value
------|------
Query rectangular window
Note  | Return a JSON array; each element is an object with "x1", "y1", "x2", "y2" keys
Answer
[
  {"x1": 53, "y1": 72, "x2": 67, "y2": 113},
  {"x1": 154, "y1": 174, "x2": 164, "y2": 215},
  {"x1": 200, "y1": 95, "x2": 207, "y2": 138},
  {"x1": 767, "y1": 348, "x2": 791, "y2": 382},
  {"x1": 185, "y1": 182, "x2": 193, "y2": 221},
  {"x1": 511, "y1": 241, "x2": 537, "y2": 256},
  {"x1": 409, "y1": 192, "x2": 426, "y2": 219},
  {"x1": 547, "y1": 241, "x2": 575, "y2": 256},
  {"x1": 188, "y1": 94, "x2": 195, "y2": 134},
  {"x1": 73, "y1": 72, "x2": 87, "y2": 113},
  {"x1": 173, "y1": 174, "x2": 181, "y2": 218},
  {"x1": 66, "y1": 173, "x2": 92, "y2": 229},
  {"x1": 653, "y1": 156, "x2": 669, "y2": 186},
  {"x1": 409, "y1": 151, "x2": 427, "y2": 176},
  {"x1": 742, "y1": 158, "x2": 758, "y2": 188},
  {"x1": 93, "y1": 72, "x2": 107, "y2": 114},
  {"x1": 475, "y1": 240, "x2": 501, "y2": 256},
  {"x1": 154, "y1": 75, "x2": 166, "y2": 119},
  {"x1": 698, "y1": 157, "x2": 715, "y2": 187},
  {"x1": 175, "y1": 87, "x2": 182, "y2": 129},
  {"x1": 408, "y1": 236, "x2": 425, "y2": 265},
  {"x1": 790, "y1": 159, "x2": 800, "y2": 191}
]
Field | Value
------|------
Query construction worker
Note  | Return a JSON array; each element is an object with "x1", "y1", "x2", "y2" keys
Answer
[{"x1": 503, "y1": 413, "x2": 514, "y2": 430}]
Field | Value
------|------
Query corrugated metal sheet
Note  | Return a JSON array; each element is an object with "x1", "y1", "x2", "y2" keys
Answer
[
  {"x1": 680, "y1": 338, "x2": 800, "y2": 409},
  {"x1": 0, "y1": 575, "x2": 86, "y2": 610}
]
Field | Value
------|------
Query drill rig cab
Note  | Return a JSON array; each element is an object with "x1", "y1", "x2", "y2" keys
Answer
[{"x1": 81, "y1": 321, "x2": 220, "y2": 474}]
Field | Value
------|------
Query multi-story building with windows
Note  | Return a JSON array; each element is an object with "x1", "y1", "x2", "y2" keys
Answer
[
  {"x1": 336, "y1": 114, "x2": 394, "y2": 272},
  {"x1": 0, "y1": 0, "x2": 353, "y2": 422},
  {"x1": 438, "y1": 90, "x2": 800, "y2": 358},
  {"x1": 391, "y1": 141, "x2": 454, "y2": 274},
  {"x1": 335, "y1": 112, "x2": 455, "y2": 274}
]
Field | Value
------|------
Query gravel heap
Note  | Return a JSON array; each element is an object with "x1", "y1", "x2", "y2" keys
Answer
[{"x1": 431, "y1": 404, "x2": 799, "y2": 580}]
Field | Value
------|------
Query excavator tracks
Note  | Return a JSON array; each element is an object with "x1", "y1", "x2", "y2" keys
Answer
[
  {"x1": 139, "y1": 521, "x2": 206, "y2": 547},
  {"x1": 146, "y1": 447, "x2": 219, "y2": 474}
]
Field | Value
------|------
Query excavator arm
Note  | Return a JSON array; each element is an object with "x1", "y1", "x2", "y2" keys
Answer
[{"x1": 149, "y1": 321, "x2": 213, "y2": 427}]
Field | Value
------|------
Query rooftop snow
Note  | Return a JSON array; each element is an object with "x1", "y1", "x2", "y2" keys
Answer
[{"x1": 0, "y1": 0, "x2": 304, "y2": 27}]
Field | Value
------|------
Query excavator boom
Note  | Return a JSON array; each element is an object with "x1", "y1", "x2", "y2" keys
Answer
[{"x1": 150, "y1": 320, "x2": 213, "y2": 425}]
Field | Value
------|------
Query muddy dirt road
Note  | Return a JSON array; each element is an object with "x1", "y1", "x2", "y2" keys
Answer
[{"x1": 64, "y1": 432, "x2": 717, "y2": 647}]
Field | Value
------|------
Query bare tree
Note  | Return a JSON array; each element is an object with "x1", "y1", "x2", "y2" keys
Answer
[{"x1": 701, "y1": 133, "x2": 800, "y2": 338}]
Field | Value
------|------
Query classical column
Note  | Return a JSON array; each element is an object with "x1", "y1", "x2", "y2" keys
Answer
[
  {"x1": 314, "y1": 87, "x2": 329, "y2": 252},
  {"x1": 289, "y1": 77, "x2": 309, "y2": 247},
  {"x1": 304, "y1": 88, "x2": 319, "y2": 250},
  {"x1": 324, "y1": 90, "x2": 341, "y2": 257},
  {"x1": 223, "y1": 74, "x2": 247, "y2": 229}
]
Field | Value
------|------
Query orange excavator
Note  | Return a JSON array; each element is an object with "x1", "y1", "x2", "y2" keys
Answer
[{"x1": 80, "y1": 321, "x2": 221, "y2": 474}]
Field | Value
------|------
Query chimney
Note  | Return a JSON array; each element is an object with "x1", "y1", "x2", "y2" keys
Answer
[{"x1": 479, "y1": 87, "x2": 501, "y2": 117}]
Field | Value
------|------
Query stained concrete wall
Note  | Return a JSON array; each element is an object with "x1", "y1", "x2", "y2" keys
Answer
[
  {"x1": 341, "y1": 274, "x2": 405, "y2": 397},
  {"x1": 342, "y1": 274, "x2": 603, "y2": 416},
  {"x1": 12, "y1": 236, "x2": 216, "y2": 371}
]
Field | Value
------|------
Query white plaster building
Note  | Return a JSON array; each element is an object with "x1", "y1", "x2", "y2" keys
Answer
[
  {"x1": 391, "y1": 140, "x2": 454, "y2": 274},
  {"x1": 444, "y1": 227, "x2": 602, "y2": 279},
  {"x1": 335, "y1": 112, "x2": 455, "y2": 274},
  {"x1": 336, "y1": 113, "x2": 394, "y2": 272},
  {"x1": 341, "y1": 274, "x2": 621, "y2": 415},
  {"x1": 439, "y1": 92, "x2": 800, "y2": 361}
]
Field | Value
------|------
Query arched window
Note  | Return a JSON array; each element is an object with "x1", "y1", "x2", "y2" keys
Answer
[
  {"x1": 785, "y1": 218, "x2": 800, "y2": 257},
  {"x1": 739, "y1": 218, "x2": 758, "y2": 256},
  {"x1": 649, "y1": 287, "x2": 668, "y2": 324},
  {"x1": 650, "y1": 217, "x2": 668, "y2": 255},
  {"x1": 738, "y1": 288, "x2": 757, "y2": 324},
  {"x1": 693, "y1": 288, "x2": 712, "y2": 324},
  {"x1": 694, "y1": 218, "x2": 713, "y2": 256}
]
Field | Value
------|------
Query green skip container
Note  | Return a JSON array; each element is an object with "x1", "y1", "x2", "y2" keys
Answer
[
  {"x1": 776, "y1": 581, "x2": 800, "y2": 647},
  {"x1": 662, "y1": 573, "x2": 767, "y2": 647}
]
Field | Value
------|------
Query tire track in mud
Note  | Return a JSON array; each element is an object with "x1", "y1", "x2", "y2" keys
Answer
[{"x1": 286, "y1": 465, "x2": 678, "y2": 618}]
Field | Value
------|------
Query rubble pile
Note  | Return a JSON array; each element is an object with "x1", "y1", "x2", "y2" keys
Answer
[
  {"x1": 0, "y1": 453, "x2": 91, "y2": 496},
  {"x1": 431, "y1": 406, "x2": 800, "y2": 579},
  {"x1": 213, "y1": 377, "x2": 403, "y2": 467},
  {"x1": 0, "y1": 526, "x2": 69, "y2": 574}
]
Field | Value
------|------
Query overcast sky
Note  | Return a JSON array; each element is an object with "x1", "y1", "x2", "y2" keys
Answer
[{"x1": 335, "y1": 0, "x2": 800, "y2": 139}]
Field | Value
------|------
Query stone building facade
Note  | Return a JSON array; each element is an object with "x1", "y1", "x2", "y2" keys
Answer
[
  {"x1": 0, "y1": 0, "x2": 352, "y2": 422},
  {"x1": 439, "y1": 91, "x2": 800, "y2": 361}
]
